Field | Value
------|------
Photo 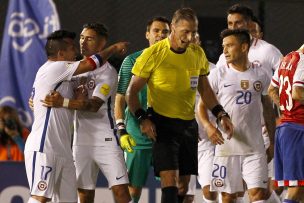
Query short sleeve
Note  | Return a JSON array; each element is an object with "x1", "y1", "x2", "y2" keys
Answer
[
  {"x1": 117, "y1": 55, "x2": 134, "y2": 94},
  {"x1": 92, "y1": 70, "x2": 117, "y2": 101},
  {"x1": 208, "y1": 68, "x2": 219, "y2": 94},
  {"x1": 271, "y1": 68, "x2": 280, "y2": 88},
  {"x1": 132, "y1": 49, "x2": 154, "y2": 79}
]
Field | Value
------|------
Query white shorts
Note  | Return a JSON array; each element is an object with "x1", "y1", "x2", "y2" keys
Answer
[
  {"x1": 24, "y1": 151, "x2": 77, "y2": 202},
  {"x1": 73, "y1": 145, "x2": 129, "y2": 189},
  {"x1": 186, "y1": 175, "x2": 197, "y2": 195},
  {"x1": 197, "y1": 148, "x2": 214, "y2": 188},
  {"x1": 210, "y1": 153, "x2": 268, "y2": 194},
  {"x1": 268, "y1": 159, "x2": 274, "y2": 178}
]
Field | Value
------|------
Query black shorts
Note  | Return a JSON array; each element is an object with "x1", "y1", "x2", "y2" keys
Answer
[{"x1": 150, "y1": 109, "x2": 198, "y2": 177}]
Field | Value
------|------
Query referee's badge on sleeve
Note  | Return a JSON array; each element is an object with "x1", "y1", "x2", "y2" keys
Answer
[
  {"x1": 190, "y1": 76, "x2": 199, "y2": 90},
  {"x1": 100, "y1": 84, "x2": 110, "y2": 96}
]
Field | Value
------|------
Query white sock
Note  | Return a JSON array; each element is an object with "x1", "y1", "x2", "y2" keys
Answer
[
  {"x1": 236, "y1": 197, "x2": 244, "y2": 203},
  {"x1": 203, "y1": 195, "x2": 217, "y2": 203},
  {"x1": 252, "y1": 200, "x2": 266, "y2": 203},
  {"x1": 266, "y1": 190, "x2": 281, "y2": 203},
  {"x1": 27, "y1": 197, "x2": 41, "y2": 203}
]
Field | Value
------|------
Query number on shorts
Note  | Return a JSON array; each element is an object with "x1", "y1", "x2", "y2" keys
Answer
[
  {"x1": 212, "y1": 164, "x2": 227, "y2": 179},
  {"x1": 40, "y1": 166, "x2": 52, "y2": 180}
]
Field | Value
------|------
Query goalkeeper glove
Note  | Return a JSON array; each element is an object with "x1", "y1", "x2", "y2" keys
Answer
[
  {"x1": 117, "y1": 120, "x2": 136, "y2": 153},
  {"x1": 119, "y1": 133, "x2": 136, "y2": 153}
]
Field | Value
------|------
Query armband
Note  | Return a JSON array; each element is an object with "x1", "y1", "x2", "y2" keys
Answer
[
  {"x1": 63, "y1": 98, "x2": 70, "y2": 108},
  {"x1": 87, "y1": 54, "x2": 103, "y2": 70},
  {"x1": 134, "y1": 108, "x2": 148, "y2": 123}
]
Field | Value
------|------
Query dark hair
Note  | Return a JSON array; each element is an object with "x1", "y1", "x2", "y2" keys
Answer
[
  {"x1": 45, "y1": 30, "x2": 76, "y2": 57},
  {"x1": 172, "y1": 7, "x2": 198, "y2": 25},
  {"x1": 252, "y1": 16, "x2": 263, "y2": 33},
  {"x1": 0, "y1": 106, "x2": 22, "y2": 145},
  {"x1": 83, "y1": 23, "x2": 109, "y2": 39},
  {"x1": 221, "y1": 29, "x2": 251, "y2": 47},
  {"x1": 227, "y1": 4, "x2": 254, "y2": 22},
  {"x1": 146, "y1": 16, "x2": 170, "y2": 32}
]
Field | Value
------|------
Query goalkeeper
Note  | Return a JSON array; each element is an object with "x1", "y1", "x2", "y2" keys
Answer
[{"x1": 115, "y1": 16, "x2": 170, "y2": 203}]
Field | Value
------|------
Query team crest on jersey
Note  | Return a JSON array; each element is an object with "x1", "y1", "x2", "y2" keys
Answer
[
  {"x1": 253, "y1": 81, "x2": 262, "y2": 92},
  {"x1": 100, "y1": 84, "x2": 110, "y2": 96},
  {"x1": 213, "y1": 178, "x2": 224, "y2": 187},
  {"x1": 37, "y1": 180, "x2": 48, "y2": 191},
  {"x1": 87, "y1": 79, "x2": 95, "y2": 90},
  {"x1": 240, "y1": 80, "x2": 249, "y2": 90}
]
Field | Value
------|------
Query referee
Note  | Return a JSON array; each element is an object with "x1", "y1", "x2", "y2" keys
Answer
[{"x1": 126, "y1": 7, "x2": 233, "y2": 203}]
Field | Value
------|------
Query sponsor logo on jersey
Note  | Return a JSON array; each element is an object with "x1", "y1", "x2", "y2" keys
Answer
[
  {"x1": 253, "y1": 81, "x2": 262, "y2": 92},
  {"x1": 224, "y1": 84, "x2": 233, "y2": 87},
  {"x1": 240, "y1": 80, "x2": 249, "y2": 90},
  {"x1": 87, "y1": 79, "x2": 95, "y2": 90},
  {"x1": 213, "y1": 178, "x2": 224, "y2": 187},
  {"x1": 100, "y1": 84, "x2": 110, "y2": 96},
  {"x1": 105, "y1": 138, "x2": 112, "y2": 141},
  {"x1": 37, "y1": 180, "x2": 48, "y2": 191}
]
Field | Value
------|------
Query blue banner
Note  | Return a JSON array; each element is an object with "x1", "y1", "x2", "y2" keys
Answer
[{"x1": 0, "y1": 0, "x2": 60, "y2": 127}]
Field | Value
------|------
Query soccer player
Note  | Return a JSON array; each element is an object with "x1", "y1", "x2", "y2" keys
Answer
[
  {"x1": 126, "y1": 8, "x2": 233, "y2": 203},
  {"x1": 40, "y1": 24, "x2": 132, "y2": 203},
  {"x1": 115, "y1": 16, "x2": 170, "y2": 203},
  {"x1": 25, "y1": 30, "x2": 128, "y2": 203},
  {"x1": 268, "y1": 46, "x2": 304, "y2": 203},
  {"x1": 217, "y1": 5, "x2": 282, "y2": 202},
  {"x1": 249, "y1": 16, "x2": 263, "y2": 40},
  {"x1": 217, "y1": 4, "x2": 282, "y2": 78},
  {"x1": 206, "y1": 29, "x2": 276, "y2": 203}
]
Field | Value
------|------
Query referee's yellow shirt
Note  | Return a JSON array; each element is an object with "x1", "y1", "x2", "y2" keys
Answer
[{"x1": 132, "y1": 38, "x2": 209, "y2": 120}]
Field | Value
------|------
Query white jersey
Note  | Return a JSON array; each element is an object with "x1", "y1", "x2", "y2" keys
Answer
[
  {"x1": 72, "y1": 62, "x2": 119, "y2": 146},
  {"x1": 217, "y1": 38, "x2": 282, "y2": 78},
  {"x1": 209, "y1": 63, "x2": 270, "y2": 156},
  {"x1": 25, "y1": 61, "x2": 79, "y2": 159},
  {"x1": 197, "y1": 62, "x2": 216, "y2": 151}
]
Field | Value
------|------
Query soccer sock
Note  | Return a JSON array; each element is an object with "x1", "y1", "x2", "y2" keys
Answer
[
  {"x1": 283, "y1": 199, "x2": 299, "y2": 203},
  {"x1": 161, "y1": 186, "x2": 178, "y2": 203},
  {"x1": 252, "y1": 200, "x2": 266, "y2": 203},
  {"x1": 236, "y1": 197, "x2": 244, "y2": 203},
  {"x1": 27, "y1": 197, "x2": 41, "y2": 203},
  {"x1": 266, "y1": 190, "x2": 281, "y2": 203},
  {"x1": 203, "y1": 195, "x2": 217, "y2": 203},
  {"x1": 177, "y1": 195, "x2": 185, "y2": 203},
  {"x1": 131, "y1": 195, "x2": 140, "y2": 203}
]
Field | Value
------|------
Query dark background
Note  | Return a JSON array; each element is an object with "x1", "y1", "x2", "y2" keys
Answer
[{"x1": 1, "y1": 0, "x2": 303, "y2": 64}]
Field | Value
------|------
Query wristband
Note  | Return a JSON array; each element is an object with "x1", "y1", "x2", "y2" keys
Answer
[
  {"x1": 116, "y1": 119, "x2": 124, "y2": 125},
  {"x1": 118, "y1": 128, "x2": 128, "y2": 136},
  {"x1": 134, "y1": 108, "x2": 148, "y2": 123},
  {"x1": 216, "y1": 111, "x2": 230, "y2": 125},
  {"x1": 87, "y1": 54, "x2": 103, "y2": 70},
  {"x1": 63, "y1": 98, "x2": 69, "y2": 108},
  {"x1": 211, "y1": 104, "x2": 225, "y2": 118}
]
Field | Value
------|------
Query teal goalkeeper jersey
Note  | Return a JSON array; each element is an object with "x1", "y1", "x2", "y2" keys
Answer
[{"x1": 117, "y1": 50, "x2": 152, "y2": 149}]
